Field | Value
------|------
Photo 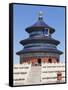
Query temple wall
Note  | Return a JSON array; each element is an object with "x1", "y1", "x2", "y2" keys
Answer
[{"x1": 20, "y1": 57, "x2": 59, "y2": 65}]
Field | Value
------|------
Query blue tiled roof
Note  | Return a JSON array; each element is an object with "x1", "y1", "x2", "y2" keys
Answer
[
  {"x1": 26, "y1": 19, "x2": 55, "y2": 33},
  {"x1": 20, "y1": 36, "x2": 60, "y2": 45},
  {"x1": 16, "y1": 48, "x2": 63, "y2": 55},
  {"x1": 32, "y1": 19, "x2": 52, "y2": 28},
  {"x1": 16, "y1": 13, "x2": 63, "y2": 56}
]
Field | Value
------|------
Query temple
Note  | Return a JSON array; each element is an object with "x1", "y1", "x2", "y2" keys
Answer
[{"x1": 16, "y1": 11, "x2": 63, "y2": 65}]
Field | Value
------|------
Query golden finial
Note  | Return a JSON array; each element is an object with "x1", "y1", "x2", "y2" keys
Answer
[{"x1": 38, "y1": 11, "x2": 43, "y2": 19}]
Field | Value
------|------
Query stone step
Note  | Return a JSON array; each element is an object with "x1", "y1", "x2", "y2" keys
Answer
[{"x1": 27, "y1": 66, "x2": 41, "y2": 84}]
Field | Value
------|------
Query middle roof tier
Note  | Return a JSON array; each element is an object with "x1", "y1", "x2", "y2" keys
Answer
[{"x1": 20, "y1": 36, "x2": 60, "y2": 46}]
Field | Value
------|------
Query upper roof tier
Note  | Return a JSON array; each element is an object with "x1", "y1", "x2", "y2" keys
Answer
[{"x1": 26, "y1": 11, "x2": 55, "y2": 34}]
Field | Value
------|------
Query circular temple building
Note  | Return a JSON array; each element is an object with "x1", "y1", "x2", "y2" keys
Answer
[{"x1": 16, "y1": 12, "x2": 63, "y2": 66}]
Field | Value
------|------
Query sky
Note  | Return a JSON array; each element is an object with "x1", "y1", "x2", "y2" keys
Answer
[{"x1": 13, "y1": 4, "x2": 65, "y2": 64}]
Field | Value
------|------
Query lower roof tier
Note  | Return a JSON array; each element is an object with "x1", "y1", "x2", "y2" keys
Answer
[
  {"x1": 19, "y1": 52, "x2": 60, "y2": 59},
  {"x1": 16, "y1": 48, "x2": 63, "y2": 55},
  {"x1": 20, "y1": 36, "x2": 60, "y2": 46}
]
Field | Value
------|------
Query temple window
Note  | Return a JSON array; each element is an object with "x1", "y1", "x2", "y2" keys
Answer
[
  {"x1": 57, "y1": 59, "x2": 59, "y2": 63},
  {"x1": 43, "y1": 28, "x2": 49, "y2": 36},
  {"x1": 48, "y1": 58, "x2": 52, "y2": 63}
]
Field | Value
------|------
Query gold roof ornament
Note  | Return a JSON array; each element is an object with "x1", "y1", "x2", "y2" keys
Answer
[{"x1": 38, "y1": 11, "x2": 43, "y2": 20}]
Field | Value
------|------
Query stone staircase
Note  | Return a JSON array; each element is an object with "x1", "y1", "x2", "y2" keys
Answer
[{"x1": 27, "y1": 66, "x2": 41, "y2": 84}]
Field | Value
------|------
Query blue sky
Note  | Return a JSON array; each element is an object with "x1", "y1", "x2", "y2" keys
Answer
[{"x1": 13, "y1": 4, "x2": 65, "y2": 64}]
